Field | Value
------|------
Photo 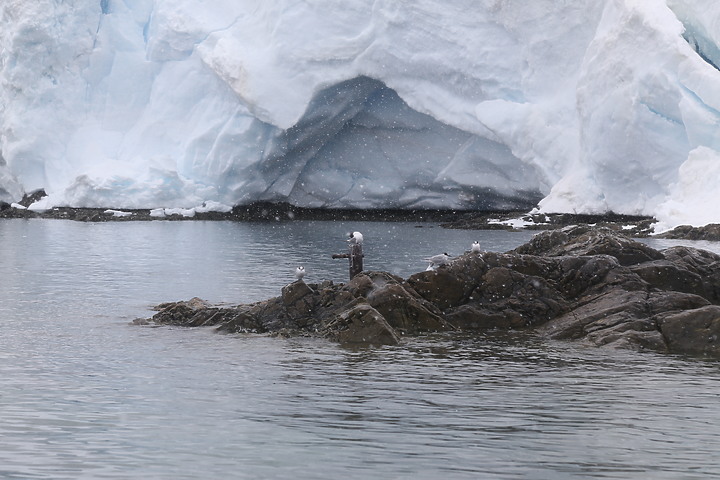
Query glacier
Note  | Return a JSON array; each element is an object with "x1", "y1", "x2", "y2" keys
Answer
[{"x1": 1, "y1": 0, "x2": 720, "y2": 229}]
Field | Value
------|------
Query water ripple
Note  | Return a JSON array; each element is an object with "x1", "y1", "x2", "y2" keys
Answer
[{"x1": 1, "y1": 220, "x2": 720, "y2": 478}]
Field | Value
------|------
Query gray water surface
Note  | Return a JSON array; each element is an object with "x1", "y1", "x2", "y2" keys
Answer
[{"x1": 1, "y1": 219, "x2": 719, "y2": 479}]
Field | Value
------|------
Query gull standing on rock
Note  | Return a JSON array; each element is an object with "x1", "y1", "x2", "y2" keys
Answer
[
  {"x1": 425, "y1": 253, "x2": 452, "y2": 270},
  {"x1": 295, "y1": 266, "x2": 306, "y2": 281},
  {"x1": 471, "y1": 241, "x2": 482, "y2": 253}
]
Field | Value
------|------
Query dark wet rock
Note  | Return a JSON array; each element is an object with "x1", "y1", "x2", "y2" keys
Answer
[
  {"x1": 661, "y1": 246, "x2": 720, "y2": 302},
  {"x1": 141, "y1": 227, "x2": 720, "y2": 356},
  {"x1": 148, "y1": 279, "x2": 401, "y2": 345},
  {"x1": 470, "y1": 265, "x2": 567, "y2": 327},
  {"x1": 656, "y1": 224, "x2": 720, "y2": 241},
  {"x1": 657, "y1": 306, "x2": 720, "y2": 356},
  {"x1": 407, "y1": 267, "x2": 477, "y2": 310},
  {"x1": 539, "y1": 289, "x2": 650, "y2": 340},
  {"x1": 281, "y1": 280, "x2": 318, "y2": 318},
  {"x1": 151, "y1": 297, "x2": 213, "y2": 326},
  {"x1": 369, "y1": 286, "x2": 448, "y2": 335},
  {"x1": 630, "y1": 260, "x2": 709, "y2": 299},
  {"x1": 321, "y1": 304, "x2": 401, "y2": 346},
  {"x1": 443, "y1": 304, "x2": 526, "y2": 330},
  {"x1": 217, "y1": 308, "x2": 267, "y2": 334},
  {"x1": 346, "y1": 273, "x2": 376, "y2": 298},
  {"x1": 513, "y1": 225, "x2": 663, "y2": 266},
  {"x1": 343, "y1": 271, "x2": 451, "y2": 335},
  {"x1": 19, "y1": 189, "x2": 47, "y2": 207}
]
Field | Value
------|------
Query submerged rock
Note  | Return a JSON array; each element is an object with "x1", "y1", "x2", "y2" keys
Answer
[{"x1": 142, "y1": 226, "x2": 720, "y2": 356}]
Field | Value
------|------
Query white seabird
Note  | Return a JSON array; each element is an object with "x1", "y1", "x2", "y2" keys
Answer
[
  {"x1": 471, "y1": 241, "x2": 482, "y2": 253},
  {"x1": 295, "y1": 266, "x2": 306, "y2": 281},
  {"x1": 425, "y1": 253, "x2": 452, "y2": 269},
  {"x1": 347, "y1": 231, "x2": 364, "y2": 245}
]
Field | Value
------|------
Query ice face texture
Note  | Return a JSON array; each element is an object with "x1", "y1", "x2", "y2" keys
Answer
[{"x1": 1, "y1": 1, "x2": 719, "y2": 228}]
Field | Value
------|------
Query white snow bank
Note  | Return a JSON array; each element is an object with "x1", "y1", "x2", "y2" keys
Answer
[
  {"x1": 654, "y1": 146, "x2": 720, "y2": 232},
  {"x1": 104, "y1": 209, "x2": 133, "y2": 217},
  {"x1": 150, "y1": 207, "x2": 196, "y2": 218}
]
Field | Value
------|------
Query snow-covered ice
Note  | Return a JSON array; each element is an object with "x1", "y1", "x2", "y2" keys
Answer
[
  {"x1": 104, "y1": 209, "x2": 133, "y2": 217},
  {"x1": 1, "y1": 1, "x2": 720, "y2": 229},
  {"x1": 487, "y1": 216, "x2": 545, "y2": 230}
]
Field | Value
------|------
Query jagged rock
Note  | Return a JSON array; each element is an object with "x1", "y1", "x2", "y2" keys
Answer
[
  {"x1": 514, "y1": 225, "x2": 664, "y2": 266},
  {"x1": 538, "y1": 282, "x2": 711, "y2": 351},
  {"x1": 324, "y1": 304, "x2": 401, "y2": 346},
  {"x1": 661, "y1": 246, "x2": 720, "y2": 303},
  {"x1": 154, "y1": 296, "x2": 210, "y2": 311},
  {"x1": 554, "y1": 255, "x2": 632, "y2": 297},
  {"x1": 657, "y1": 224, "x2": 720, "y2": 241},
  {"x1": 630, "y1": 260, "x2": 708, "y2": 298},
  {"x1": 468, "y1": 266, "x2": 567, "y2": 328},
  {"x1": 368, "y1": 282, "x2": 449, "y2": 334},
  {"x1": 141, "y1": 227, "x2": 720, "y2": 356},
  {"x1": 657, "y1": 306, "x2": 720, "y2": 356},
  {"x1": 647, "y1": 290, "x2": 711, "y2": 314},
  {"x1": 406, "y1": 253, "x2": 491, "y2": 310},
  {"x1": 443, "y1": 304, "x2": 526, "y2": 330},
  {"x1": 216, "y1": 308, "x2": 266, "y2": 333},
  {"x1": 151, "y1": 297, "x2": 216, "y2": 326},
  {"x1": 406, "y1": 268, "x2": 471, "y2": 310},
  {"x1": 281, "y1": 280, "x2": 313, "y2": 305},
  {"x1": 281, "y1": 280, "x2": 318, "y2": 319},
  {"x1": 540, "y1": 289, "x2": 654, "y2": 343},
  {"x1": 344, "y1": 271, "x2": 450, "y2": 334},
  {"x1": 346, "y1": 274, "x2": 375, "y2": 298},
  {"x1": 18, "y1": 188, "x2": 47, "y2": 207}
]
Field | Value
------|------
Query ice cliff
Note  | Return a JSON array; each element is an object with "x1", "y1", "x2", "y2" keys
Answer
[{"x1": 1, "y1": 0, "x2": 719, "y2": 229}]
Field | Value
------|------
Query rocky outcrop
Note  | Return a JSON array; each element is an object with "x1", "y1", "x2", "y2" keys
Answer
[
  {"x1": 441, "y1": 211, "x2": 656, "y2": 236},
  {"x1": 0, "y1": 201, "x2": 464, "y2": 222},
  {"x1": 144, "y1": 271, "x2": 451, "y2": 346},
  {"x1": 141, "y1": 225, "x2": 720, "y2": 356},
  {"x1": 656, "y1": 224, "x2": 720, "y2": 241},
  {"x1": 512, "y1": 224, "x2": 664, "y2": 265}
]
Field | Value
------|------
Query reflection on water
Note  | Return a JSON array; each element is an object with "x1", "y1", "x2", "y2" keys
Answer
[
  {"x1": 0, "y1": 219, "x2": 538, "y2": 311},
  {"x1": 1, "y1": 219, "x2": 719, "y2": 479}
]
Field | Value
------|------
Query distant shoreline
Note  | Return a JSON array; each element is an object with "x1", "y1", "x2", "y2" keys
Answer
[
  {"x1": 0, "y1": 201, "x2": 493, "y2": 223},
  {"x1": 5, "y1": 199, "x2": 720, "y2": 243},
  {"x1": 0, "y1": 200, "x2": 656, "y2": 233}
]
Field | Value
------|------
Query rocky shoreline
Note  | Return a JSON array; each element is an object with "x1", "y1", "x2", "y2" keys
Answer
[
  {"x1": 5, "y1": 189, "x2": 720, "y2": 240},
  {"x1": 137, "y1": 226, "x2": 720, "y2": 357},
  {"x1": 0, "y1": 196, "x2": 626, "y2": 226},
  {"x1": 7, "y1": 198, "x2": 720, "y2": 241}
]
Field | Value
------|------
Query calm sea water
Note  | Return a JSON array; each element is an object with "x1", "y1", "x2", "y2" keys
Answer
[{"x1": 1, "y1": 218, "x2": 719, "y2": 479}]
